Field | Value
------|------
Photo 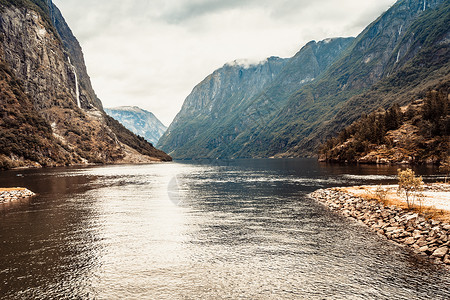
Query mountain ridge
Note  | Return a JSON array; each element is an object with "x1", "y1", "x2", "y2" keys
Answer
[
  {"x1": 158, "y1": 56, "x2": 289, "y2": 156},
  {"x1": 159, "y1": 0, "x2": 448, "y2": 160}
]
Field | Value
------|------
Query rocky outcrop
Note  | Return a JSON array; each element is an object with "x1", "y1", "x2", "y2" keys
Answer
[
  {"x1": 0, "y1": 188, "x2": 35, "y2": 203},
  {"x1": 0, "y1": 1, "x2": 171, "y2": 169},
  {"x1": 310, "y1": 188, "x2": 450, "y2": 267},
  {"x1": 105, "y1": 106, "x2": 167, "y2": 145}
]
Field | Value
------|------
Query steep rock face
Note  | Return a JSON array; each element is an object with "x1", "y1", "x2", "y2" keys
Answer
[
  {"x1": 264, "y1": 38, "x2": 356, "y2": 98},
  {"x1": 224, "y1": 38, "x2": 355, "y2": 158},
  {"x1": 327, "y1": 0, "x2": 445, "y2": 90},
  {"x1": 158, "y1": 57, "x2": 288, "y2": 156},
  {"x1": 0, "y1": 5, "x2": 75, "y2": 112},
  {"x1": 158, "y1": 38, "x2": 354, "y2": 158},
  {"x1": 105, "y1": 106, "x2": 167, "y2": 145},
  {"x1": 51, "y1": 3, "x2": 103, "y2": 110},
  {"x1": 0, "y1": 0, "x2": 171, "y2": 168},
  {"x1": 0, "y1": 58, "x2": 68, "y2": 169}
]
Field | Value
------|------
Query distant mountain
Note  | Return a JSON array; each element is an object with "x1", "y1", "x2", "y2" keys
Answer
[
  {"x1": 160, "y1": 0, "x2": 448, "y2": 159},
  {"x1": 158, "y1": 38, "x2": 354, "y2": 158},
  {"x1": 0, "y1": 0, "x2": 170, "y2": 169},
  {"x1": 105, "y1": 106, "x2": 167, "y2": 145}
]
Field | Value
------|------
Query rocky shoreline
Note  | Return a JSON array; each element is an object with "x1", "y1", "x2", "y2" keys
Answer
[
  {"x1": 0, "y1": 188, "x2": 36, "y2": 203},
  {"x1": 310, "y1": 188, "x2": 450, "y2": 268}
]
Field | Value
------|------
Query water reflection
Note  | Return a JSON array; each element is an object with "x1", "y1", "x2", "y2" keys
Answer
[{"x1": 0, "y1": 160, "x2": 448, "y2": 299}]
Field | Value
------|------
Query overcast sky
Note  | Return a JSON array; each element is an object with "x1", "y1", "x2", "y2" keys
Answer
[{"x1": 53, "y1": 0, "x2": 396, "y2": 126}]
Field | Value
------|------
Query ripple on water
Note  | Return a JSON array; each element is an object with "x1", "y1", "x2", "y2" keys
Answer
[{"x1": 0, "y1": 160, "x2": 448, "y2": 299}]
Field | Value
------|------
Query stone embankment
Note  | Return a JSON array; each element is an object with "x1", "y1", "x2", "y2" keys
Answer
[
  {"x1": 0, "y1": 188, "x2": 35, "y2": 203},
  {"x1": 310, "y1": 188, "x2": 450, "y2": 267}
]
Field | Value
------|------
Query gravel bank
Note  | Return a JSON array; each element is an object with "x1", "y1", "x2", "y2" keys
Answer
[
  {"x1": 0, "y1": 188, "x2": 36, "y2": 203},
  {"x1": 310, "y1": 188, "x2": 450, "y2": 268}
]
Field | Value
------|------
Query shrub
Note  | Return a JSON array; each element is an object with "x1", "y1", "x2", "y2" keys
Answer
[
  {"x1": 397, "y1": 168, "x2": 424, "y2": 210},
  {"x1": 374, "y1": 184, "x2": 388, "y2": 204}
]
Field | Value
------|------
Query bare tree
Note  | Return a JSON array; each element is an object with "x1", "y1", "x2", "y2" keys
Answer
[{"x1": 397, "y1": 168, "x2": 424, "y2": 210}]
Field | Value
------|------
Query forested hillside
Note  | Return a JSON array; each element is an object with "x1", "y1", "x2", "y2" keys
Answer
[{"x1": 319, "y1": 85, "x2": 449, "y2": 164}]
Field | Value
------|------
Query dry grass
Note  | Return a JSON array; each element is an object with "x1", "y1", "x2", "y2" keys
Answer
[{"x1": 339, "y1": 185, "x2": 450, "y2": 223}]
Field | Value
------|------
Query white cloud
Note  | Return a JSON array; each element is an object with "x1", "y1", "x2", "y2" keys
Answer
[{"x1": 53, "y1": 0, "x2": 396, "y2": 125}]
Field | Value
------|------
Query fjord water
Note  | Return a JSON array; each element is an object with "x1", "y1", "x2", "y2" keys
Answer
[{"x1": 0, "y1": 159, "x2": 448, "y2": 299}]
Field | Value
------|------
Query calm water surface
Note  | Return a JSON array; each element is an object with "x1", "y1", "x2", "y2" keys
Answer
[{"x1": 0, "y1": 159, "x2": 448, "y2": 299}]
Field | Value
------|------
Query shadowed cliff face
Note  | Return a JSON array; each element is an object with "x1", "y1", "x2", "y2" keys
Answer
[
  {"x1": 0, "y1": 1, "x2": 171, "y2": 169},
  {"x1": 157, "y1": 38, "x2": 355, "y2": 159},
  {"x1": 157, "y1": 57, "x2": 289, "y2": 156}
]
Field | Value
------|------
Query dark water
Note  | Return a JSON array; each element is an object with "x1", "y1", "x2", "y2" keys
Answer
[{"x1": 0, "y1": 159, "x2": 448, "y2": 299}]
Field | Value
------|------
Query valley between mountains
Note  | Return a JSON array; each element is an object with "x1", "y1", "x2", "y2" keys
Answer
[
  {"x1": 0, "y1": 0, "x2": 448, "y2": 169},
  {"x1": 157, "y1": 0, "x2": 449, "y2": 164}
]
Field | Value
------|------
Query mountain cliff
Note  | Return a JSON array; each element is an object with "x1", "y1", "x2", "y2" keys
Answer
[
  {"x1": 105, "y1": 106, "x2": 167, "y2": 145},
  {"x1": 158, "y1": 38, "x2": 354, "y2": 158},
  {"x1": 157, "y1": 56, "x2": 289, "y2": 157},
  {"x1": 160, "y1": 0, "x2": 448, "y2": 159},
  {"x1": 0, "y1": 0, "x2": 171, "y2": 169}
]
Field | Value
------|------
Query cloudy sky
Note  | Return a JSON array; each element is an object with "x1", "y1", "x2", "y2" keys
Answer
[{"x1": 53, "y1": 0, "x2": 396, "y2": 126}]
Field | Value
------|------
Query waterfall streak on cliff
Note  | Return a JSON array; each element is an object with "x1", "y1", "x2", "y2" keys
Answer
[{"x1": 68, "y1": 57, "x2": 81, "y2": 108}]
